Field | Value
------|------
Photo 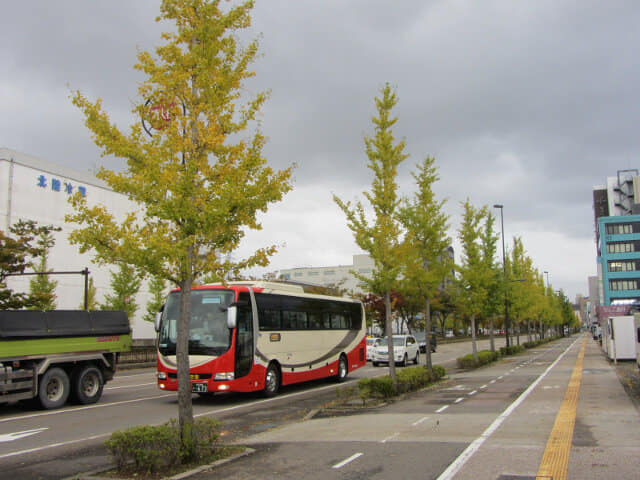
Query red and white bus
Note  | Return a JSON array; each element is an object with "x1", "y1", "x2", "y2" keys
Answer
[{"x1": 155, "y1": 281, "x2": 366, "y2": 397}]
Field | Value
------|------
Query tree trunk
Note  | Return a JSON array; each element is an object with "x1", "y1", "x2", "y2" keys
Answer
[
  {"x1": 384, "y1": 291, "x2": 397, "y2": 388},
  {"x1": 527, "y1": 318, "x2": 531, "y2": 343},
  {"x1": 489, "y1": 315, "x2": 495, "y2": 353},
  {"x1": 177, "y1": 252, "x2": 195, "y2": 459},
  {"x1": 471, "y1": 314, "x2": 478, "y2": 362},
  {"x1": 425, "y1": 298, "x2": 432, "y2": 371},
  {"x1": 516, "y1": 317, "x2": 520, "y2": 346}
]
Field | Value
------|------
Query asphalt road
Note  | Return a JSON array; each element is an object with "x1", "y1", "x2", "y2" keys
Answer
[{"x1": 0, "y1": 337, "x2": 493, "y2": 479}]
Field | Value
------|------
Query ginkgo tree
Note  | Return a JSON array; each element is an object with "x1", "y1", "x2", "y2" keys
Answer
[
  {"x1": 67, "y1": 0, "x2": 293, "y2": 458},
  {"x1": 399, "y1": 156, "x2": 451, "y2": 371},
  {"x1": 456, "y1": 200, "x2": 490, "y2": 363},
  {"x1": 334, "y1": 83, "x2": 407, "y2": 388}
]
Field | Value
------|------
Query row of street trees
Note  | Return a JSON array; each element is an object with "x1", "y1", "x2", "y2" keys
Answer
[{"x1": 335, "y1": 84, "x2": 579, "y2": 387}]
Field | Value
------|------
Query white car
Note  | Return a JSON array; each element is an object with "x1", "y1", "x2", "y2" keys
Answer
[
  {"x1": 366, "y1": 337, "x2": 381, "y2": 361},
  {"x1": 370, "y1": 335, "x2": 420, "y2": 367}
]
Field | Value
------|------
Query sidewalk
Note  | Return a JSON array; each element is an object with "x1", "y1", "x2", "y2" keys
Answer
[{"x1": 450, "y1": 336, "x2": 640, "y2": 479}]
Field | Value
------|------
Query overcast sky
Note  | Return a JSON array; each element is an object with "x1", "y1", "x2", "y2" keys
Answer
[{"x1": 3, "y1": 0, "x2": 639, "y2": 301}]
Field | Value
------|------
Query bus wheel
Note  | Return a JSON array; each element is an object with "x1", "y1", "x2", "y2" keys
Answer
[
  {"x1": 263, "y1": 363, "x2": 280, "y2": 398},
  {"x1": 335, "y1": 355, "x2": 348, "y2": 382},
  {"x1": 38, "y1": 367, "x2": 70, "y2": 410},
  {"x1": 71, "y1": 365, "x2": 104, "y2": 405}
]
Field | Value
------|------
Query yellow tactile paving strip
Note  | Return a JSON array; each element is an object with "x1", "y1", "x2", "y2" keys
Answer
[{"x1": 536, "y1": 336, "x2": 587, "y2": 480}]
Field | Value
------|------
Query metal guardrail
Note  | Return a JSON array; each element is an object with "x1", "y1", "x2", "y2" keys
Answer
[{"x1": 119, "y1": 347, "x2": 156, "y2": 368}]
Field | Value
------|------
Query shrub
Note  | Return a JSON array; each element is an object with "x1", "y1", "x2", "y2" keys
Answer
[
  {"x1": 499, "y1": 345, "x2": 525, "y2": 356},
  {"x1": 358, "y1": 376, "x2": 396, "y2": 400},
  {"x1": 105, "y1": 417, "x2": 223, "y2": 474},
  {"x1": 397, "y1": 366, "x2": 431, "y2": 392},
  {"x1": 456, "y1": 349, "x2": 498, "y2": 369},
  {"x1": 356, "y1": 365, "x2": 446, "y2": 402},
  {"x1": 105, "y1": 423, "x2": 180, "y2": 473},
  {"x1": 431, "y1": 364, "x2": 446, "y2": 380}
]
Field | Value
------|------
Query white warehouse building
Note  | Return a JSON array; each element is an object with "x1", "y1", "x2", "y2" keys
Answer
[
  {"x1": 1, "y1": 148, "x2": 157, "y2": 341},
  {"x1": 278, "y1": 254, "x2": 375, "y2": 294}
]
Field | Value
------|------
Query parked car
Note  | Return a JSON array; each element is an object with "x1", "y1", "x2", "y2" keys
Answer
[
  {"x1": 366, "y1": 337, "x2": 381, "y2": 361},
  {"x1": 370, "y1": 335, "x2": 420, "y2": 367},
  {"x1": 414, "y1": 332, "x2": 437, "y2": 353}
]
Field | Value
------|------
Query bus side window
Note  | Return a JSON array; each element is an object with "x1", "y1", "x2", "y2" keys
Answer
[
  {"x1": 308, "y1": 312, "x2": 322, "y2": 329},
  {"x1": 322, "y1": 312, "x2": 331, "y2": 329}
]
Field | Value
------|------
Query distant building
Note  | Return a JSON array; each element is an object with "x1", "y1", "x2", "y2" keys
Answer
[
  {"x1": 278, "y1": 247, "x2": 456, "y2": 297},
  {"x1": 279, "y1": 254, "x2": 375, "y2": 294},
  {"x1": 593, "y1": 169, "x2": 640, "y2": 311},
  {"x1": 1, "y1": 148, "x2": 156, "y2": 341}
]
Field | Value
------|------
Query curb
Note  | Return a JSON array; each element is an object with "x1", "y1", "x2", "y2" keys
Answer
[{"x1": 68, "y1": 447, "x2": 255, "y2": 480}]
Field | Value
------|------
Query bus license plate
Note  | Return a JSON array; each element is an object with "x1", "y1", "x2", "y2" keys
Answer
[{"x1": 191, "y1": 382, "x2": 208, "y2": 393}]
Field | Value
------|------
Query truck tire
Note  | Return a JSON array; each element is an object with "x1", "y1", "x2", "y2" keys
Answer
[
  {"x1": 71, "y1": 365, "x2": 104, "y2": 405},
  {"x1": 38, "y1": 367, "x2": 70, "y2": 410}
]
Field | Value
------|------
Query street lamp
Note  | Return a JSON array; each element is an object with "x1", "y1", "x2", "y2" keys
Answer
[
  {"x1": 493, "y1": 204, "x2": 511, "y2": 348},
  {"x1": 543, "y1": 270, "x2": 549, "y2": 289}
]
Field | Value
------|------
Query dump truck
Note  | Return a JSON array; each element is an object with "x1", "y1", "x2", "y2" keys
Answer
[{"x1": 0, "y1": 310, "x2": 131, "y2": 409}]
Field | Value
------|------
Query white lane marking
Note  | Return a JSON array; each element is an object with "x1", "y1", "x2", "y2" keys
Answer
[
  {"x1": 113, "y1": 371, "x2": 155, "y2": 378},
  {"x1": 490, "y1": 379, "x2": 496, "y2": 384},
  {"x1": 105, "y1": 382, "x2": 157, "y2": 390},
  {"x1": 0, "y1": 394, "x2": 174, "y2": 424},
  {"x1": 412, "y1": 416, "x2": 430, "y2": 426},
  {"x1": 454, "y1": 397, "x2": 464, "y2": 404},
  {"x1": 381, "y1": 433, "x2": 400, "y2": 443},
  {"x1": 436, "y1": 337, "x2": 580, "y2": 480},
  {"x1": 0, "y1": 428, "x2": 48, "y2": 443},
  {"x1": 0, "y1": 434, "x2": 106, "y2": 460},
  {"x1": 333, "y1": 452, "x2": 363, "y2": 469},
  {"x1": 480, "y1": 384, "x2": 488, "y2": 389},
  {"x1": 468, "y1": 390, "x2": 477, "y2": 396},
  {"x1": 436, "y1": 405, "x2": 449, "y2": 413},
  {"x1": 498, "y1": 375, "x2": 504, "y2": 379}
]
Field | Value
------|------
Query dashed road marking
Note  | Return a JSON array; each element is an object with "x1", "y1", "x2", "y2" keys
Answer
[{"x1": 333, "y1": 452, "x2": 363, "y2": 469}]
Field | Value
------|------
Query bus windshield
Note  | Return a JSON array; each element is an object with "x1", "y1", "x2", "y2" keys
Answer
[{"x1": 158, "y1": 289, "x2": 235, "y2": 356}]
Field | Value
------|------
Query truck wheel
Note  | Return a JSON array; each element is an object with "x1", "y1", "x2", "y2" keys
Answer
[
  {"x1": 38, "y1": 367, "x2": 70, "y2": 410},
  {"x1": 72, "y1": 365, "x2": 104, "y2": 405}
]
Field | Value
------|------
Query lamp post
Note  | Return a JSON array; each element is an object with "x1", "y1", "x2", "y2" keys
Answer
[
  {"x1": 543, "y1": 270, "x2": 549, "y2": 289},
  {"x1": 493, "y1": 204, "x2": 510, "y2": 348}
]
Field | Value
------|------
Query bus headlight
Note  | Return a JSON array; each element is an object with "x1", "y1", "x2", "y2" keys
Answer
[
  {"x1": 214, "y1": 372, "x2": 235, "y2": 381},
  {"x1": 157, "y1": 371, "x2": 167, "y2": 380}
]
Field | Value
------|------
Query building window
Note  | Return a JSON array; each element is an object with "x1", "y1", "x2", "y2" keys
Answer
[
  {"x1": 308, "y1": 271, "x2": 319, "y2": 276},
  {"x1": 605, "y1": 222, "x2": 640, "y2": 235},
  {"x1": 294, "y1": 272, "x2": 303, "y2": 277},
  {"x1": 324, "y1": 270, "x2": 335, "y2": 275},
  {"x1": 606, "y1": 242, "x2": 637, "y2": 254},
  {"x1": 608, "y1": 260, "x2": 639, "y2": 272},
  {"x1": 609, "y1": 279, "x2": 640, "y2": 291}
]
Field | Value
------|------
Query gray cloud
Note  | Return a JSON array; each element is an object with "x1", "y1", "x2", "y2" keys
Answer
[{"x1": 3, "y1": 0, "x2": 638, "y2": 300}]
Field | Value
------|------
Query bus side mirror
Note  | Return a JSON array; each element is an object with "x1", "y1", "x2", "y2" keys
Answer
[
  {"x1": 154, "y1": 304, "x2": 165, "y2": 332},
  {"x1": 227, "y1": 305, "x2": 237, "y2": 329}
]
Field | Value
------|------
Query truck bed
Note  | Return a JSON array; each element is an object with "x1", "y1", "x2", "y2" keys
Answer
[
  {"x1": 0, "y1": 310, "x2": 130, "y2": 338},
  {"x1": 0, "y1": 311, "x2": 132, "y2": 359}
]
